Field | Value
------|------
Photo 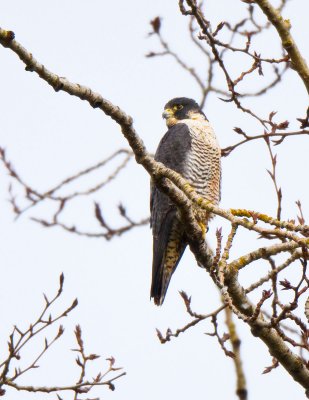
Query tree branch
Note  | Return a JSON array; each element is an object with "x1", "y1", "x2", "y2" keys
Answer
[
  {"x1": 221, "y1": 130, "x2": 309, "y2": 156},
  {"x1": 253, "y1": 0, "x2": 309, "y2": 93},
  {"x1": 225, "y1": 306, "x2": 247, "y2": 400}
]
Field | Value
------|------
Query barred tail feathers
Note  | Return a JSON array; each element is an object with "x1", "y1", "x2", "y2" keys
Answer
[{"x1": 151, "y1": 218, "x2": 186, "y2": 305}]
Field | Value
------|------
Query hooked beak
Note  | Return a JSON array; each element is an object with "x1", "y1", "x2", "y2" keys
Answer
[{"x1": 162, "y1": 108, "x2": 173, "y2": 119}]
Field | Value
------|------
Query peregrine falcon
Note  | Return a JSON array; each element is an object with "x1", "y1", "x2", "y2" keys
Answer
[{"x1": 150, "y1": 97, "x2": 221, "y2": 305}]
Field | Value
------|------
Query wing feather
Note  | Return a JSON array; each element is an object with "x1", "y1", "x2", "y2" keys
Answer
[{"x1": 150, "y1": 123, "x2": 191, "y2": 304}]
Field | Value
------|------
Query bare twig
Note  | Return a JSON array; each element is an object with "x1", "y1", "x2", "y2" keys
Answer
[
  {"x1": 156, "y1": 292, "x2": 226, "y2": 343},
  {"x1": 225, "y1": 307, "x2": 247, "y2": 400},
  {"x1": 0, "y1": 275, "x2": 126, "y2": 397},
  {"x1": 0, "y1": 147, "x2": 149, "y2": 239},
  {"x1": 221, "y1": 130, "x2": 309, "y2": 156}
]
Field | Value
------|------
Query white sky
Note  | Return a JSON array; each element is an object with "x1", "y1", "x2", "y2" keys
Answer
[{"x1": 0, "y1": 1, "x2": 308, "y2": 399}]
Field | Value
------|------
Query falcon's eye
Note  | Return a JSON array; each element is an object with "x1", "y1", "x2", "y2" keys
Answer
[{"x1": 173, "y1": 104, "x2": 183, "y2": 111}]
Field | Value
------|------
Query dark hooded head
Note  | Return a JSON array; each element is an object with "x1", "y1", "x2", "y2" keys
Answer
[{"x1": 162, "y1": 97, "x2": 206, "y2": 126}]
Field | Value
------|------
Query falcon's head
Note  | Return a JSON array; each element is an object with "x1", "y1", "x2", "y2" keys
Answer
[{"x1": 162, "y1": 97, "x2": 206, "y2": 127}]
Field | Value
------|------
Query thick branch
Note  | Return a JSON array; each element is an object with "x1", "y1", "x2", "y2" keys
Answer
[
  {"x1": 253, "y1": 0, "x2": 309, "y2": 93},
  {"x1": 229, "y1": 241, "x2": 301, "y2": 271},
  {"x1": 0, "y1": 28, "x2": 146, "y2": 163},
  {"x1": 223, "y1": 267, "x2": 309, "y2": 391}
]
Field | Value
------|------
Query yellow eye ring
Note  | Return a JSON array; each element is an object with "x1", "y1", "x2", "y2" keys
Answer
[{"x1": 173, "y1": 104, "x2": 183, "y2": 111}]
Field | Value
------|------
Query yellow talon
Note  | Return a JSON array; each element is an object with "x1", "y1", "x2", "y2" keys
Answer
[
  {"x1": 197, "y1": 197, "x2": 204, "y2": 206},
  {"x1": 184, "y1": 182, "x2": 194, "y2": 193},
  {"x1": 198, "y1": 221, "x2": 206, "y2": 239}
]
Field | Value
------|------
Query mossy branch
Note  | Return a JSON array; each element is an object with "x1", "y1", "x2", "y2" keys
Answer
[{"x1": 254, "y1": 0, "x2": 309, "y2": 93}]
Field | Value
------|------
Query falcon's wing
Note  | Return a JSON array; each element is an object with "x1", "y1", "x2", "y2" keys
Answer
[{"x1": 150, "y1": 123, "x2": 192, "y2": 305}]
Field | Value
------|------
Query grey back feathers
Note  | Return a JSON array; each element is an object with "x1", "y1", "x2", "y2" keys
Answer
[{"x1": 150, "y1": 124, "x2": 191, "y2": 305}]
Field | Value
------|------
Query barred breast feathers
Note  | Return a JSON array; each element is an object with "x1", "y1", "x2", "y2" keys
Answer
[{"x1": 177, "y1": 119, "x2": 221, "y2": 206}]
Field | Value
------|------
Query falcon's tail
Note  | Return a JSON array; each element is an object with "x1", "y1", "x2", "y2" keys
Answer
[{"x1": 151, "y1": 218, "x2": 186, "y2": 306}]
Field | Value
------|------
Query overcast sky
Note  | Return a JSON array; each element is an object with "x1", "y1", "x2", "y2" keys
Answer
[{"x1": 1, "y1": 1, "x2": 308, "y2": 399}]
